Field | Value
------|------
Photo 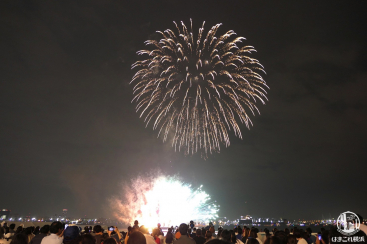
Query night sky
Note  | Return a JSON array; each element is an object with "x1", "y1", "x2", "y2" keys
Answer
[{"x1": 1, "y1": 1, "x2": 367, "y2": 221}]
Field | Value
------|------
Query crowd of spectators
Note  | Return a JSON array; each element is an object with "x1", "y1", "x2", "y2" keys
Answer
[
  {"x1": 0, "y1": 222, "x2": 123, "y2": 244},
  {"x1": 1, "y1": 219, "x2": 366, "y2": 244}
]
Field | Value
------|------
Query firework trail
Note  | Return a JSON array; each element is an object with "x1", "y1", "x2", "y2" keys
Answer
[
  {"x1": 110, "y1": 174, "x2": 219, "y2": 228},
  {"x1": 131, "y1": 19, "x2": 268, "y2": 156}
]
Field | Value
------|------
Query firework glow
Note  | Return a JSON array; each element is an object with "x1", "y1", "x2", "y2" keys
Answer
[
  {"x1": 111, "y1": 174, "x2": 219, "y2": 228},
  {"x1": 131, "y1": 19, "x2": 268, "y2": 156}
]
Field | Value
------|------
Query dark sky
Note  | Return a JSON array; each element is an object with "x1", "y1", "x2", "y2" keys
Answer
[{"x1": 1, "y1": 0, "x2": 366, "y2": 221}]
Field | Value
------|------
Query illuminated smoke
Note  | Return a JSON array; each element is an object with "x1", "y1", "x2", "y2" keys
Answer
[{"x1": 111, "y1": 174, "x2": 219, "y2": 228}]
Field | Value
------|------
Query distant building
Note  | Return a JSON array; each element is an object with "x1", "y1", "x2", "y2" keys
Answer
[
  {"x1": 0, "y1": 209, "x2": 11, "y2": 220},
  {"x1": 62, "y1": 209, "x2": 68, "y2": 218},
  {"x1": 239, "y1": 219, "x2": 252, "y2": 225}
]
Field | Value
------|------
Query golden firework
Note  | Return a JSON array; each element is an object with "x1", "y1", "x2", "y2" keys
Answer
[{"x1": 131, "y1": 19, "x2": 268, "y2": 156}]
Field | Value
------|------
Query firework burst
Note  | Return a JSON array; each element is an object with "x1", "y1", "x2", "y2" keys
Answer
[
  {"x1": 111, "y1": 175, "x2": 219, "y2": 228},
  {"x1": 131, "y1": 19, "x2": 268, "y2": 156}
]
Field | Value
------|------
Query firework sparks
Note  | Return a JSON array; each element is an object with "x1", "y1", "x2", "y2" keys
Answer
[
  {"x1": 131, "y1": 19, "x2": 268, "y2": 156},
  {"x1": 111, "y1": 175, "x2": 219, "y2": 228}
]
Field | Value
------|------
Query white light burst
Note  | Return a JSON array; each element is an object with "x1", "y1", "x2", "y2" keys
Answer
[{"x1": 111, "y1": 175, "x2": 219, "y2": 228}]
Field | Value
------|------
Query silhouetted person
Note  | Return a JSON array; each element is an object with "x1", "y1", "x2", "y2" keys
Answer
[
  {"x1": 80, "y1": 234, "x2": 95, "y2": 244},
  {"x1": 127, "y1": 231, "x2": 146, "y2": 244},
  {"x1": 30, "y1": 225, "x2": 50, "y2": 244},
  {"x1": 41, "y1": 222, "x2": 64, "y2": 244},
  {"x1": 193, "y1": 229, "x2": 206, "y2": 244},
  {"x1": 174, "y1": 224, "x2": 195, "y2": 244},
  {"x1": 165, "y1": 228, "x2": 174, "y2": 244},
  {"x1": 93, "y1": 225, "x2": 103, "y2": 244},
  {"x1": 10, "y1": 234, "x2": 28, "y2": 244}
]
